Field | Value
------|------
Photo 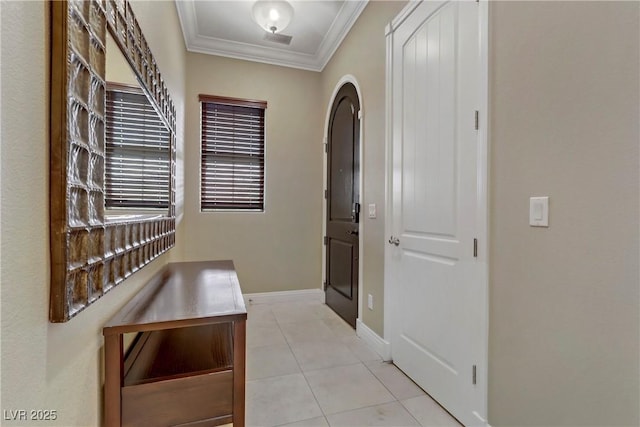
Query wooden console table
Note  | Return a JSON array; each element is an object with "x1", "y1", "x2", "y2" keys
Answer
[{"x1": 103, "y1": 260, "x2": 247, "y2": 427}]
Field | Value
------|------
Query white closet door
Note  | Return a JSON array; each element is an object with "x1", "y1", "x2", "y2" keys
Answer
[{"x1": 387, "y1": 1, "x2": 486, "y2": 425}]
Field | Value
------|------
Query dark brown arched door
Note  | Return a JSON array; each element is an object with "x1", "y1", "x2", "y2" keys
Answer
[{"x1": 325, "y1": 82, "x2": 360, "y2": 328}]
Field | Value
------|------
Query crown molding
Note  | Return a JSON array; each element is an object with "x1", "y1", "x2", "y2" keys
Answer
[
  {"x1": 175, "y1": 0, "x2": 368, "y2": 72},
  {"x1": 315, "y1": 0, "x2": 368, "y2": 70}
]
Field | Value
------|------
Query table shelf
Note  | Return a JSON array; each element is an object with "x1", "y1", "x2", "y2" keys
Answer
[
  {"x1": 103, "y1": 261, "x2": 246, "y2": 427},
  {"x1": 123, "y1": 323, "x2": 234, "y2": 386}
]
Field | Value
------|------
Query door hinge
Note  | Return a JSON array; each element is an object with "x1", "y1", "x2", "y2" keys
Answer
[
  {"x1": 324, "y1": 189, "x2": 328, "y2": 199},
  {"x1": 324, "y1": 143, "x2": 328, "y2": 153},
  {"x1": 358, "y1": 110, "x2": 362, "y2": 120},
  {"x1": 324, "y1": 236, "x2": 328, "y2": 245},
  {"x1": 472, "y1": 365, "x2": 477, "y2": 385},
  {"x1": 474, "y1": 110, "x2": 479, "y2": 130},
  {"x1": 473, "y1": 238, "x2": 478, "y2": 257}
]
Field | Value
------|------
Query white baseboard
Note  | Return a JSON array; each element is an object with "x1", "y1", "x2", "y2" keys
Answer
[
  {"x1": 356, "y1": 319, "x2": 392, "y2": 361},
  {"x1": 243, "y1": 289, "x2": 323, "y2": 305}
]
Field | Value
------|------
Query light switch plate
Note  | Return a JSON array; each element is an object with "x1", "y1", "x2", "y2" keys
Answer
[
  {"x1": 529, "y1": 196, "x2": 549, "y2": 227},
  {"x1": 368, "y1": 203, "x2": 377, "y2": 219}
]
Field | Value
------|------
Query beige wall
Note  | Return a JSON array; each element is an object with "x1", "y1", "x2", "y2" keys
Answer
[
  {"x1": 488, "y1": 1, "x2": 639, "y2": 425},
  {"x1": 321, "y1": 0, "x2": 407, "y2": 336},
  {"x1": 105, "y1": 33, "x2": 138, "y2": 86},
  {"x1": 181, "y1": 53, "x2": 323, "y2": 294},
  {"x1": 0, "y1": 1, "x2": 186, "y2": 425},
  {"x1": 2, "y1": 1, "x2": 639, "y2": 426},
  {"x1": 322, "y1": 1, "x2": 639, "y2": 424}
]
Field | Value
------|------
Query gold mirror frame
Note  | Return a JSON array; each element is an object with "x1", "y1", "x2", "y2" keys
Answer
[{"x1": 50, "y1": 0, "x2": 176, "y2": 322}]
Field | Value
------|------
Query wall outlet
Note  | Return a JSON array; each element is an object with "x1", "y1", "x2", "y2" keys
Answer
[{"x1": 367, "y1": 294, "x2": 373, "y2": 310}]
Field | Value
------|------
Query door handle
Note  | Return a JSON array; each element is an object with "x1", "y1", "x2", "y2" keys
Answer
[
  {"x1": 388, "y1": 236, "x2": 400, "y2": 246},
  {"x1": 346, "y1": 230, "x2": 359, "y2": 236},
  {"x1": 351, "y1": 202, "x2": 361, "y2": 223}
]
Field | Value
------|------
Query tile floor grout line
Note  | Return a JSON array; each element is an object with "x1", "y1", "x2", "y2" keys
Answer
[
  {"x1": 339, "y1": 340, "x2": 425, "y2": 426},
  {"x1": 326, "y1": 399, "x2": 436, "y2": 427},
  {"x1": 399, "y1": 390, "x2": 464, "y2": 427},
  {"x1": 248, "y1": 301, "x2": 439, "y2": 427},
  {"x1": 251, "y1": 302, "x2": 305, "y2": 377},
  {"x1": 247, "y1": 302, "x2": 308, "y2": 427},
  {"x1": 282, "y1": 307, "x2": 336, "y2": 420},
  {"x1": 269, "y1": 302, "x2": 332, "y2": 425},
  {"x1": 272, "y1": 415, "x2": 330, "y2": 427},
  {"x1": 300, "y1": 360, "x2": 401, "y2": 423},
  {"x1": 363, "y1": 360, "x2": 428, "y2": 400},
  {"x1": 397, "y1": 399, "x2": 426, "y2": 427},
  {"x1": 362, "y1": 359, "x2": 406, "y2": 400},
  {"x1": 275, "y1": 301, "x2": 381, "y2": 423}
]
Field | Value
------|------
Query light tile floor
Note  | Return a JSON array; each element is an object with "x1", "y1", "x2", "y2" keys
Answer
[{"x1": 245, "y1": 299, "x2": 462, "y2": 427}]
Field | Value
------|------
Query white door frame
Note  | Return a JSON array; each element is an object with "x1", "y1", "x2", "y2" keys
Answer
[
  {"x1": 321, "y1": 75, "x2": 365, "y2": 322},
  {"x1": 383, "y1": 1, "x2": 490, "y2": 424}
]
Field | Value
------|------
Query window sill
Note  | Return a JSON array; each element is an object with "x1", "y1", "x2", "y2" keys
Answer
[
  {"x1": 200, "y1": 210, "x2": 264, "y2": 214},
  {"x1": 105, "y1": 213, "x2": 165, "y2": 223}
]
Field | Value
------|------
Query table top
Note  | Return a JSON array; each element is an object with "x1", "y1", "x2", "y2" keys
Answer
[{"x1": 103, "y1": 260, "x2": 247, "y2": 335}]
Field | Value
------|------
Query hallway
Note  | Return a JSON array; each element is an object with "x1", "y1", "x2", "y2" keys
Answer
[{"x1": 245, "y1": 299, "x2": 461, "y2": 427}]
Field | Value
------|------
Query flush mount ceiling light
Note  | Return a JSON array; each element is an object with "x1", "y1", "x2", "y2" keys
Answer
[{"x1": 252, "y1": 0, "x2": 294, "y2": 34}]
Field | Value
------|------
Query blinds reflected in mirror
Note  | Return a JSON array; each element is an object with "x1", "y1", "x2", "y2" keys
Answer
[
  {"x1": 106, "y1": 83, "x2": 170, "y2": 209},
  {"x1": 200, "y1": 95, "x2": 267, "y2": 211}
]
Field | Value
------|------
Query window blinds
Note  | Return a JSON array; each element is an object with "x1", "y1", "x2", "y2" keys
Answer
[
  {"x1": 200, "y1": 95, "x2": 267, "y2": 211},
  {"x1": 105, "y1": 85, "x2": 170, "y2": 209}
]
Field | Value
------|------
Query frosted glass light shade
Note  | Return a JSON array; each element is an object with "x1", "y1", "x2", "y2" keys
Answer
[{"x1": 252, "y1": 1, "x2": 294, "y2": 34}]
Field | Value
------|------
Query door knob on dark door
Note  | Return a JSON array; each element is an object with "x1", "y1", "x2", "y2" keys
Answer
[
  {"x1": 347, "y1": 230, "x2": 359, "y2": 236},
  {"x1": 388, "y1": 236, "x2": 400, "y2": 246}
]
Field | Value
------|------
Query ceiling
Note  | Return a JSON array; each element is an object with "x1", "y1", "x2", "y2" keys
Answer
[{"x1": 175, "y1": 0, "x2": 369, "y2": 72}]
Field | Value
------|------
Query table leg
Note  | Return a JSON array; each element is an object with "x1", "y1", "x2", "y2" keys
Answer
[
  {"x1": 104, "y1": 334, "x2": 123, "y2": 427},
  {"x1": 233, "y1": 320, "x2": 246, "y2": 427}
]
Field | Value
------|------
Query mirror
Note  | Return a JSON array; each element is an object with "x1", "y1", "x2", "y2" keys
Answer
[
  {"x1": 105, "y1": 31, "x2": 171, "y2": 216},
  {"x1": 49, "y1": 0, "x2": 176, "y2": 322}
]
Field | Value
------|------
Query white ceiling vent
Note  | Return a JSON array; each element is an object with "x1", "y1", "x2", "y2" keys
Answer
[{"x1": 263, "y1": 32, "x2": 293, "y2": 45}]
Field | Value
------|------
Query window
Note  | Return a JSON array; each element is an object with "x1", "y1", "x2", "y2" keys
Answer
[
  {"x1": 200, "y1": 95, "x2": 267, "y2": 211},
  {"x1": 105, "y1": 83, "x2": 170, "y2": 209}
]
